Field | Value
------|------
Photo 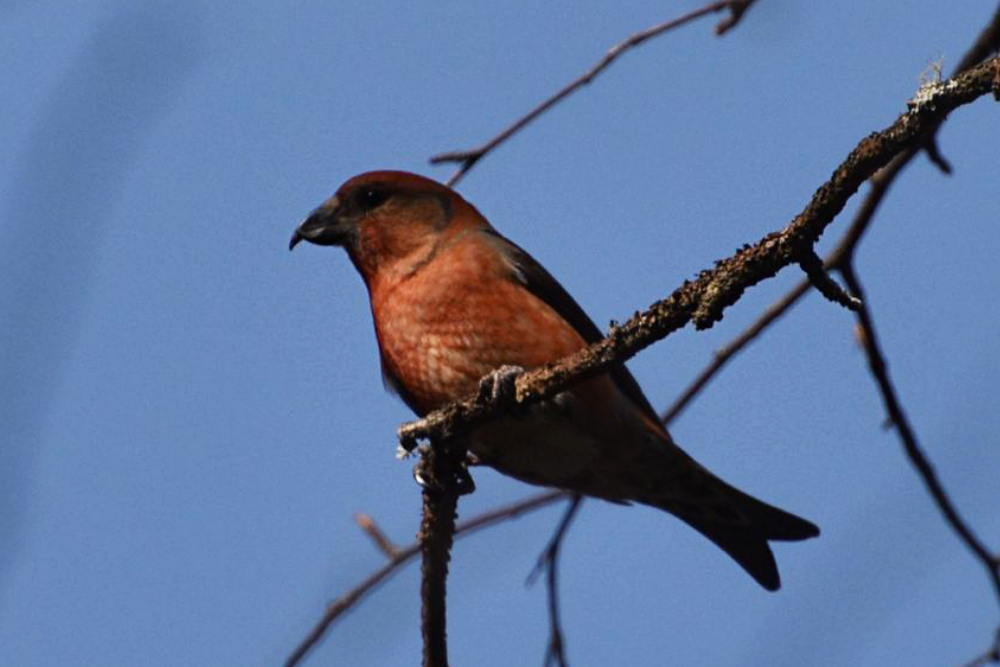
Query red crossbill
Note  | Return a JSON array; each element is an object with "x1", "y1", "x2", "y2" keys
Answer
[{"x1": 290, "y1": 170, "x2": 818, "y2": 590}]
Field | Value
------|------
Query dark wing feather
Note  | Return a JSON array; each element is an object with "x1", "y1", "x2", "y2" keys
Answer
[{"x1": 482, "y1": 230, "x2": 663, "y2": 426}]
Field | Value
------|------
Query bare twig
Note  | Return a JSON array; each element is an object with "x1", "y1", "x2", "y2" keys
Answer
[
  {"x1": 661, "y1": 14, "x2": 1000, "y2": 653},
  {"x1": 399, "y1": 55, "x2": 1000, "y2": 452},
  {"x1": 285, "y1": 490, "x2": 566, "y2": 667},
  {"x1": 659, "y1": 153, "x2": 903, "y2": 425},
  {"x1": 659, "y1": 150, "x2": 907, "y2": 424},
  {"x1": 430, "y1": 0, "x2": 756, "y2": 188},
  {"x1": 836, "y1": 10, "x2": 1000, "y2": 627},
  {"x1": 664, "y1": 0, "x2": 1000, "y2": 427},
  {"x1": 415, "y1": 438, "x2": 477, "y2": 667},
  {"x1": 419, "y1": 489, "x2": 456, "y2": 667},
  {"x1": 916, "y1": 0, "x2": 1000, "y2": 173},
  {"x1": 290, "y1": 9, "x2": 1000, "y2": 667},
  {"x1": 798, "y1": 250, "x2": 861, "y2": 311},
  {"x1": 659, "y1": 150, "x2": 902, "y2": 426},
  {"x1": 284, "y1": 558, "x2": 403, "y2": 667},
  {"x1": 355, "y1": 513, "x2": 401, "y2": 559},
  {"x1": 922, "y1": 134, "x2": 953, "y2": 174},
  {"x1": 525, "y1": 496, "x2": 583, "y2": 667},
  {"x1": 661, "y1": 278, "x2": 811, "y2": 425},
  {"x1": 659, "y1": 11, "x2": 1000, "y2": 661},
  {"x1": 840, "y1": 263, "x2": 1000, "y2": 606},
  {"x1": 954, "y1": 3, "x2": 1000, "y2": 74},
  {"x1": 715, "y1": 0, "x2": 759, "y2": 35}
]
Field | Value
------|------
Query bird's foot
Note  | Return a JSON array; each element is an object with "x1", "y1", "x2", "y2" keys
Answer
[{"x1": 477, "y1": 365, "x2": 525, "y2": 408}]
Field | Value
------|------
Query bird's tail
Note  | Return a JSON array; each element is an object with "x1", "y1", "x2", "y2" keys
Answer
[{"x1": 631, "y1": 453, "x2": 819, "y2": 591}]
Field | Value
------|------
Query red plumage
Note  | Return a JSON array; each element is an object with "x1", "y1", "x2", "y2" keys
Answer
[{"x1": 291, "y1": 171, "x2": 818, "y2": 590}]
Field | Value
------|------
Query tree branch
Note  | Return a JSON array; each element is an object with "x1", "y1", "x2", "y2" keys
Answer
[
  {"x1": 355, "y1": 513, "x2": 401, "y2": 559},
  {"x1": 840, "y1": 263, "x2": 1000, "y2": 605},
  {"x1": 660, "y1": 10, "x2": 1000, "y2": 661},
  {"x1": 659, "y1": 143, "x2": 913, "y2": 425},
  {"x1": 797, "y1": 249, "x2": 861, "y2": 311},
  {"x1": 284, "y1": 490, "x2": 566, "y2": 667},
  {"x1": 430, "y1": 0, "x2": 758, "y2": 188},
  {"x1": 526, "y1": 495, "x2": 583, "y2": 667},
  {"x1": 660, "y1": 277, "x2": 811, "y2": 425},
  {"x1": 416, "y1": 441, "x2": 471, "y2": 667},
  {"x1": 290, "y1": 10, "x2": 1000, "y2": 667},
  {"x1": 715, "y1": 0, "x2": 759, "y2": 35},
  {"x1": 399, "y1": 55, "x2": 1000, "y2": 452},
  {"x1": 419, "y1": 487, "x2": 454, "y2": 667},
  {"x1": 955, "y1": 2, "x2": 1000, "y2": 74}
]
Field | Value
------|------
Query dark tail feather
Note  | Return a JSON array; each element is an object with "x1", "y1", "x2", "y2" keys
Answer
[
  {"x1": 726, "y1": 483, "x2": 821, "y2": 542},
  {"x1": 683, "y1": 485, "x2": 818, "y2": 591},
  {"x1": 692, "y1": 522, "x2": 784, "y2": 591},
  {"x1": 642, "y1": 471, "x2": 819, "y2": 591}
]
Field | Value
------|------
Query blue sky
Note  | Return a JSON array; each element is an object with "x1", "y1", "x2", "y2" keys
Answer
[{"x1": 1, "y1": 1, "x2": 998, "y2": 665}]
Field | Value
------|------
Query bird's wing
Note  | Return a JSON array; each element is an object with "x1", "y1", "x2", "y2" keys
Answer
[{"x1": 482, "y1": 229, "x2": 664, "y2": 427}]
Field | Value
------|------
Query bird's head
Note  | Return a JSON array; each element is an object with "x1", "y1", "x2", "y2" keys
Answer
[{"x1": 290, "y1": 171, "x2": 485, "y2": 285}]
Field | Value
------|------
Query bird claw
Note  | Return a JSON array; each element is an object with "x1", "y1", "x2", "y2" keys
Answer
[
  {"x1": 477, "y1": 364, "x2": 525, "y2": 407},
  {"x1": 412, "y1": 454, "x2": 477, "y2": 496},
  {"x1": 452, "y1": 465, "x2": 476, "y2": 495},
  {"x1": 413, "y1": 455, "x2": 476, "y2": 496}
]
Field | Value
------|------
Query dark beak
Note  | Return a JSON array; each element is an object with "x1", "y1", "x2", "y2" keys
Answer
[
  {"x1": 288, "y1": 227, "x2": 306, "y2": 251},
  {"x1": 289, "y1": 198, "x2": 346, "y2": 251}
]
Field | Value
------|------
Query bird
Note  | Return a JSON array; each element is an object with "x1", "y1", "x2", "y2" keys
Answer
[{"x1": 290, "y1": 170, "x2": 818, "y2": 591}]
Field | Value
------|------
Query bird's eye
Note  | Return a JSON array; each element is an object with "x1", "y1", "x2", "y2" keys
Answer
[{"x1": 358, "y1": 188, "x2": 388, "y2": 211}]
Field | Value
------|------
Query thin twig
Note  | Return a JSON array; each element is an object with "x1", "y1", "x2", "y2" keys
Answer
[
  {"x1": 525, "y1": 496, "x2": 583, "y2": 667},
  {"x1": 658, "y1": 150, "x2": 902, "y2": 425},
  {"x1": 417, "y1": 437, "x2": 478, "y2": 667},
  {"x1": 284, "y1": 558, "x2": 403, "y2": 667},
  {"x1": 922, "y1": 134, "x2": 953, "y2": 174},
  {"x1": 715, "y1": 0, "x2": 759, "y2": 35},
  {"x1": 665, "y1": 0, "x2": 1000, "y2": 427},
  {"x1": 659, "y1": 152, "x2": 905, "y2": 424},
  {"x1": 289, "y1": 9, "x2": 1000, "y2": 666},
  {"x1": 839, "y1": 264, "x2": 1000, "y2": 607},
  {"x1": 954, "y1": 2, "x2": 1000, "y2": 74},
  {"x1": 798, "y1": 250, "x2": 861, "y2": 311},
  {"x1": 660, "y1": 17, "x2": 1000, "y2": 653},
  {"x1": 661, "y1": 278, "x2": 811, "y2": 425},
  {"x1": 355, "y1": 513, "x2": 401, "y2": 559},
  {"x1": 659, "y1": 154, "x2": 902, "y2": 425},
  {"x1": 838, "y1": 9, "x2": 1000, "y2": 629},
  {"x1": 430, "y1": 0, "x2": 756, "y2": 188},
  {"x1": 399, "y1": 55, "x2": 1000, "y2": 451},
  {"x1": 285, "y1": 490, "x2": 566, "y2": 667},
  {"x1": 419, "y1": 489, "x2": 456, "y2": 667}
]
